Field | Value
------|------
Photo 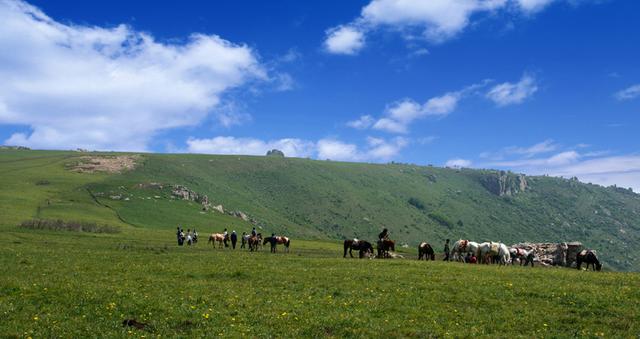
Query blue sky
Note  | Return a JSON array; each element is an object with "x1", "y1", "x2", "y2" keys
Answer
[{"x1": 0, "y1": 0, "x2": 639, "y2": 190}]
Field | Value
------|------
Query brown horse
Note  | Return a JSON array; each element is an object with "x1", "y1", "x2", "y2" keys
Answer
[
  {"x1": 343, "y1": 239, "x2": 374, "y2": 258},
  {"x1": 208, "y1": 233, "x2": 227, "y2": 249},
  {"x1": 377, "y1": 239, "x2": 395, "y2": 258},
  {"x1": 263, "y1": 236, "x2": 290, "y2": 253},
  {"x1": 418, "y1": 242, "x2": 435, "y2": 260},
  {"x1": 248, "y1": 233, "x2": 262, "y2": 252},
  {"x1": 576, "y1": 250, "x2": 602, "y2": 271}
]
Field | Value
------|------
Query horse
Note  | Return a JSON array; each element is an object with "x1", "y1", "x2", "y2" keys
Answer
[
  {"x1": 510, "y1": 247, "x2": 535, "y2": 267},
  {"x1": 208, "y1": 233, "x2": 227, "y2": 249},
  {"x1": 377, "y1": 239, "x2": 395, "y2": 259},
  {"x1": 576, "y1": 250, "x2": 602, "y2": 271},
  {"x1": 263, "y1": 236, "x2": 290, "y2": 253},
  {"x1": 418, "y1": 242, "x2": 435, "y2": 260},
  {"x1": 477, "y1": 242, "x2": 510, "y2": 265},
  {"x1": 343, "y1": 239, "x2": 374, "y2": 258},
  {"x1": 450, "y1": 240, "x2": 479, "y2": 262},
  {"x1": 247, "y1": 233, "x2": 262, "y2": 252}
]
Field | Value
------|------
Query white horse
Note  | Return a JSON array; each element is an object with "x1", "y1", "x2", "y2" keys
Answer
[
  {"x1": 510, "y1": 247, "x2": 535, "y2": 266},
  {"x1": 450, "y1": 240, "x2": 479, "y2": 261},
  {"x1": 478, "y1": 242, "x2": 511, "y2": 265}
]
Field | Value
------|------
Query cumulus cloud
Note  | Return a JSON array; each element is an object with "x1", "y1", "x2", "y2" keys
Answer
[
  {"x1": 446, "y1": 158, "x2": 472, "y2": 168},
  {"x1": 481, "y1": 144, "x2": 640, "y2": 192},
  {"x1": 353, "y1": 81, "x2": 490, "y2": 134},
  {"x1": 186, "y1": 135, "x2": 407, "y2": 162},
  {"x1": 615, "y1": 84, "x2": 640, "y2": 101},
  {"x1": 186, "y1": 136, "x2": 315, "y2": 158},
  {"x1": 486, "y1": 74, "x2": 538, "y2": 106},
  {"x1": 0, "y1": 0, "x2": 266, "y2": 151},
  {"x1": 324, "y1": 0, "x2": 573, "y2": 53},
  {"x1": 481, "y1": 139, "x2": 558, "y2": 160},
  {"x1": 324, "y1": 25, "x2": 366, "y2": 55},
  {"x1": 346, "y1": 115, "x2": 375, "y2": 129}
]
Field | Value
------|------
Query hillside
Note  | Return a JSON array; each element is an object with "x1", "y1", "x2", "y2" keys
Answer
[{"x1": 1, "y1": 149, "x2": 639, "y2": 271}]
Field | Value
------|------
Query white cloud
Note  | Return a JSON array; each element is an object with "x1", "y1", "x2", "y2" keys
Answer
[
  {"x1": 484, "y1": 149, "x2": 640, "y2": 192},
  {"x1": 324, "y1": 25, "x2": 366, "y2": 55},
  {"x1": 446, "y1": 158, "x2": 472, "y2": 168},
  {"x1": 186, "y1": 136, "x2": 315, "y2": 158},
  {"x1": 366, "y1": 83, "x2": 479, "y2": 134},
  {"x1": 516, "y1": 0, "x2": 556, "y2": 13},
  {"x1": 347, "y1": 115, "x2": 375, "y2": 129},
  {"x1": 486, "y1": 74, "x2": 538, "y2": 106},
  {"x1": 615, "y1": 84, "x2": 640, "y2": 101},
  {"x1": 325, "y1": 0, "x2": 577, "y2": 52},
  {"x1": 186, "y1": 135, "x2": 408, "y2": 162},
  {"x1": 0, "y1": 0, "x2": 266, "y2": 151},
  {"x1": 317, "y1": 138, "x2": 361, "y2": 161},
  {"x1": 506, "y1": 139, "x2": 557, "y2": 157}
]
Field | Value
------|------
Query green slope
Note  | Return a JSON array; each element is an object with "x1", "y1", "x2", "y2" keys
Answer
[{"x1": 1, "y1": 149, "x2": 639, "y2": 271}]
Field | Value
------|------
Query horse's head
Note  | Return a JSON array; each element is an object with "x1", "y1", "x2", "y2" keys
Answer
[
  {"x1": 389, "y1": 240, "x2": 395, "y2": 252},
  {"x1": 263, "y1": 237, "x2": 269, "y2": 245}
]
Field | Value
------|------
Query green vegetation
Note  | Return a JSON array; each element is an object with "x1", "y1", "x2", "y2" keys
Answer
[
  {"x1": 1, "y1": 227, "x2": 639, "y2": 337},
  {"x1": 1, "y1": 149, "x2": 639, "y2": 271},
  {"x1": 1, "y1": 149, "x2": 639, "y2": 337}
]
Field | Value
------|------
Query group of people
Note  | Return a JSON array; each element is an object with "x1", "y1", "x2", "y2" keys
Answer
[{"x1": 176, "y1": 227, "x2": 198, "y2": 246}]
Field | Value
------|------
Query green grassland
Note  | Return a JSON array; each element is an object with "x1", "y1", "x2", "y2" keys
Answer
[{"x1": 1, "y1": 149, "x2": 640, "y2": 337}]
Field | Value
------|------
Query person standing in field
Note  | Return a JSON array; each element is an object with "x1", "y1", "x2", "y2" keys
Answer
[
  {"x1": 443, "y1": 239, "x2": 450, "y2": 261},
  {"x1": 223, "y1": 228, "x2": 229, "y2": 247},
  {"x1": 241, "y1": 232, "x2": 247, "y2": 249},
  {"x1": 231, "y1": 230, "x2": 238, "y2": 249},
  {"x1": 176, "y1": 226, "x2": 183, "y2": 246}
]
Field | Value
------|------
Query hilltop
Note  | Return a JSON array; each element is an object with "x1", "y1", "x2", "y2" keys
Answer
[{"x1": 1, "y1": 149, "x2": 639, "y2": 271}]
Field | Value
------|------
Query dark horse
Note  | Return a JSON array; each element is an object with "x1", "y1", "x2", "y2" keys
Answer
[
  {"x1": 248, "y1": 233, "x2": 262, "y2": 252},
  {"x1": 343, "y1": 239, "x2": 374, "y2": 258},
  {"x1": 263, "y1": 236, "x2": 290, "y2": 253},
  {"x1": 377, "y1": 239, "x2": 395, "y2": 258},
  {"x1": 418, "y1": 242, "x2": 435, "y2": 260},
  {"x1": 576, "y1": 250, "x2": 602, "y2": 271}
]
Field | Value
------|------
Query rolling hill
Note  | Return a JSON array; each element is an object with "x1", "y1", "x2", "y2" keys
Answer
[{"x1": 1, "y1": 149, "x2": 639, "y2": 271}]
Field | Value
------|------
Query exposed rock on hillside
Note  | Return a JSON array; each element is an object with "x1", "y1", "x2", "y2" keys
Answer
[
  {"x1": 482, "y1": 171, "x2": 528, "y2": 196},
  {"x1": 70, "y1": 155, "x2": 139, "y2": 173},
  {"x1": 266, "y1": 149, "x2": 285, "y2": 157},
  {"x1": 511, "y1": 242, "x2": 583, "y2": 267},
  {"x1": 171, "y1": 185, "x2": 211, "y2": 211}
]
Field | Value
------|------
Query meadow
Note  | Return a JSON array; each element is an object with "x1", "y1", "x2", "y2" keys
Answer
[
  {"x1": 1, "y1": 149, "x2": 639, "y2": 337},
  {"x1": 1, "y1": 226, "x2": 639, "y2": 338}
]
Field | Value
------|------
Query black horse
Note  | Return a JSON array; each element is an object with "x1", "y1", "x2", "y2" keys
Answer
[
  {"x1": 576, "y1": 250, "x2": 602, "y2": 271},
  {"x1": 418, "y1": 242, "x2": 435, "y2": 260},
  {"x1": 343, "y1": 239, "x2": 374, "y2": 258}
]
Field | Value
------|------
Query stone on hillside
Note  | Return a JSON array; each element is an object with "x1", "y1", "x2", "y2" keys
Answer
[
  {"x1": 481, "y1": 171, "x2": 528, "y2": 196},
  {"x1": 266, "y1": 149, "x2": 285, "y2": 157},
  {"x1": 510, "y1": 242, "x2": 583, "y2": 267}
]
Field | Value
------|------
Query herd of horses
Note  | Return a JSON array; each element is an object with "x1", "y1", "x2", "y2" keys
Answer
[
  {"x1": 207, "y1": 232, "x2": 291, "y2": 253},
  {"x1": 344, "y1": 238, "x2": 603, "y2": 271},
  {"x1": 201, "y1": 232, "x2": 601, "y2": 271}
]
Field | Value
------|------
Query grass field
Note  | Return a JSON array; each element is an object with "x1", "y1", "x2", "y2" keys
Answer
[
  {"x1": 1, "y1": 227, "x2": 639, "y2": 338},
  {"x1": 1, "y1": 149, "x2": 639, "y2": 337}
]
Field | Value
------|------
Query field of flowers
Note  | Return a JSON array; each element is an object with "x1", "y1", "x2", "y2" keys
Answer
[{"x1": 1, "y1": 227, "x2": 639, "y2": 338}]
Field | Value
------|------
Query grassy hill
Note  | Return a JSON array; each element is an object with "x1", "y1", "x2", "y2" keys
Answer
[{"x1": 1, "y1": 149, "x2": 639, "y2": 271}]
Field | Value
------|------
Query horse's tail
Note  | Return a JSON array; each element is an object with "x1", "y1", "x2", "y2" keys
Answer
[{"x1": 208, "y1": 235, "x2": 212, "y2": 244}]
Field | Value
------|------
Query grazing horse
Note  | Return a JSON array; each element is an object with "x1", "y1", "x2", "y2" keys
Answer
[
  {"x1": 343, "y1": 239, "x2": 374, "y2": 258},
  {"x1": 478, "y1": 242, "x2": 511, "y2": 265},
  {"x1": 248, "y1": 233, "x2": 262, "y2": 252},
  {"x1": 418, "y1": 242, "x2": 435, "y2": 260},
  {"x1": 450, "y1": 240, "x2": 479, "y2": 262},
  {"x1": 208, "y1": 233, "x2": 227, "y2": 249},
  {"x1": 576, "y1": 250, "x2": 602, "y2": 271},
  {"x1": 377, "y1": 239, "x2": 395, "y2": 259},
  {"x1": 510, "y1": 247, "x2": 535, "y2": 267},
  {"x1": 263, "y1": 236, "x2": 291, "y2": 253}
]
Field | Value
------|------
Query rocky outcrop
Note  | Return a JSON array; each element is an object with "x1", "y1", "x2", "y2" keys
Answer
[
  {"x1": 482, "y1": 171, "x2": 528, "y2": 196},
  {"x1": 171, "y1": 185, "x2": 211, "y2": 211},
  {"x1": 511, "y1": 242, "x2": 583, "y2": 267},
  {"x1": 266, "y1": 149, "x2": 285, "y2": 157}
]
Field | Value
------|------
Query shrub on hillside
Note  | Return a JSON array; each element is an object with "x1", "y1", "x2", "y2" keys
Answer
[
  {"x1": 20, "y1": 219, "x2": 120, "y2": 233},
  {"x1": 428, "y1": 212, "x2": 454, "y2": 229},
  {"x1": 408, "y1": 197, "x2": 426, "y2": 210}
]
